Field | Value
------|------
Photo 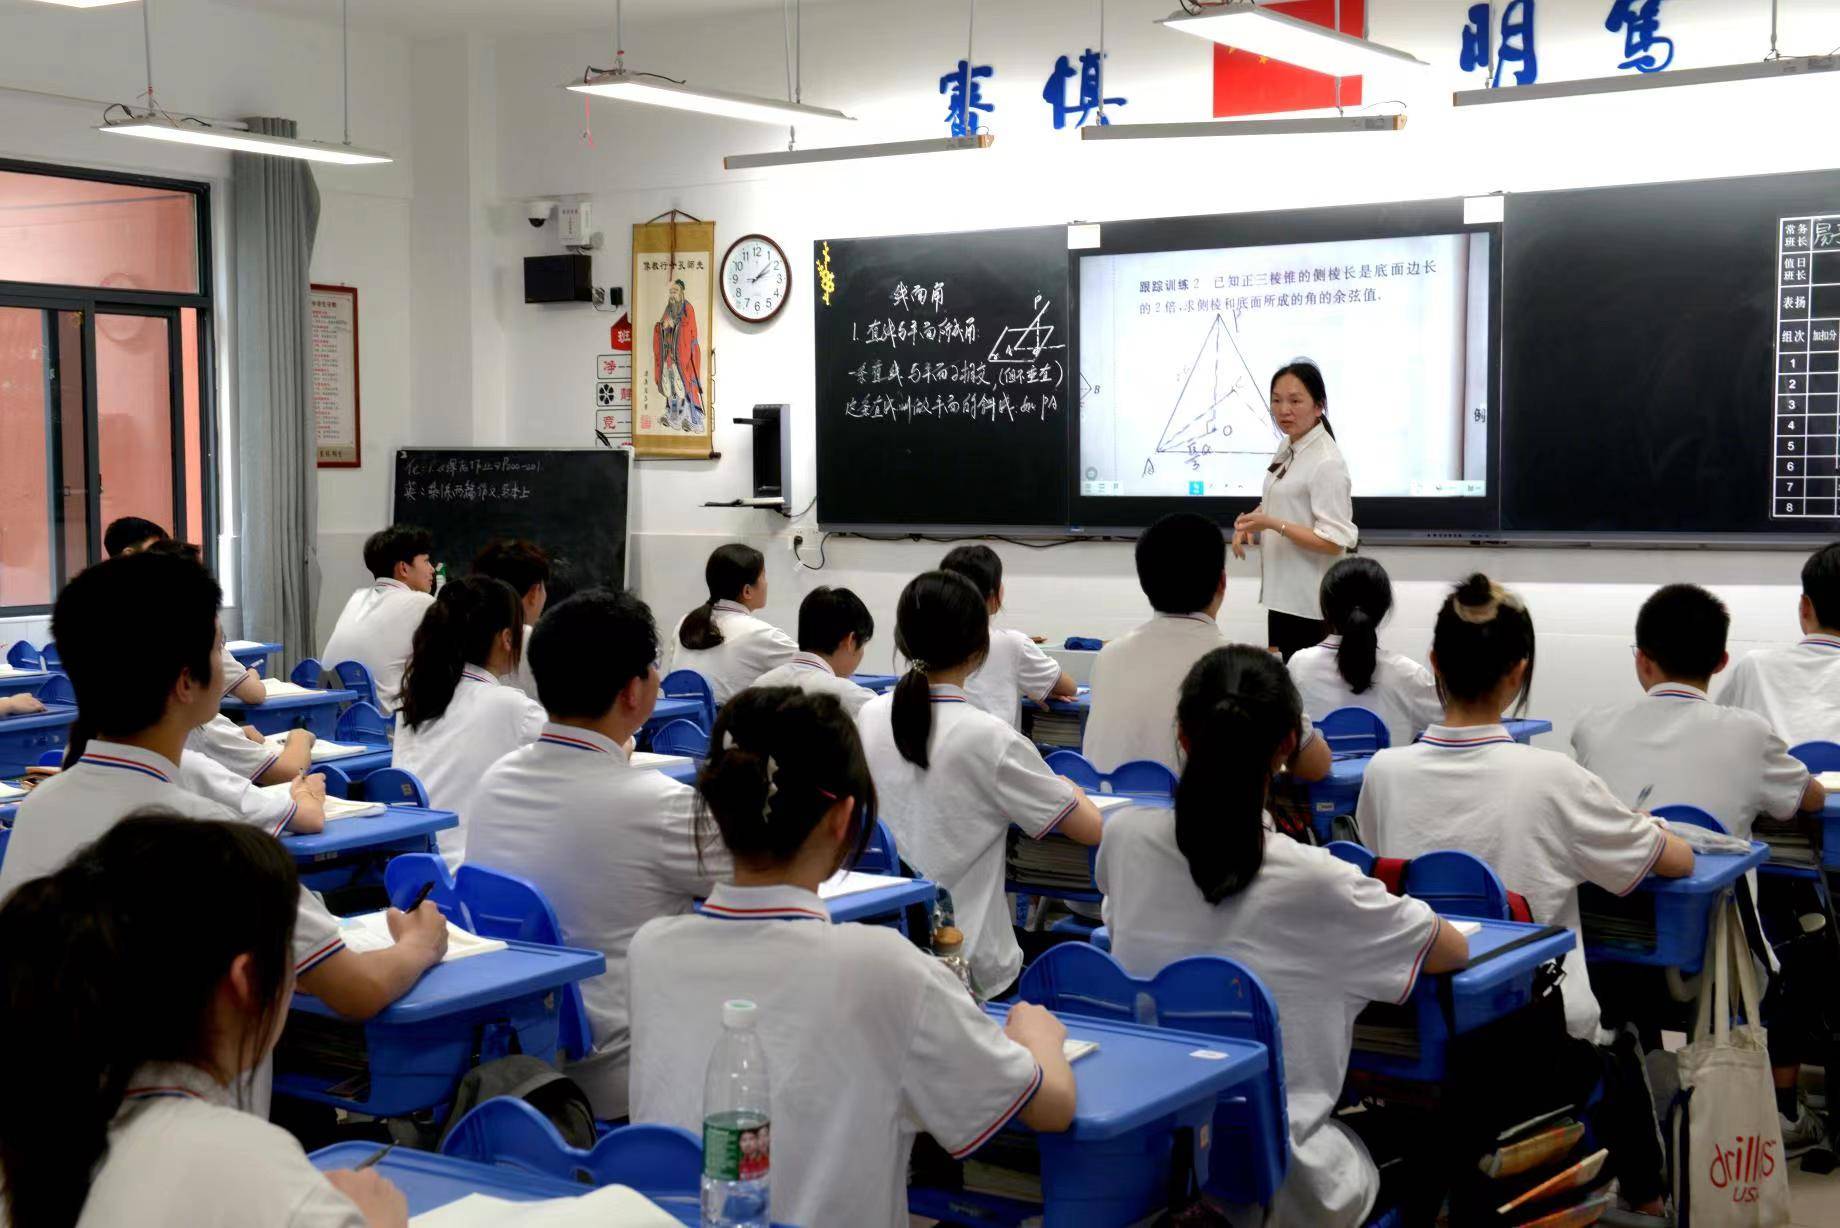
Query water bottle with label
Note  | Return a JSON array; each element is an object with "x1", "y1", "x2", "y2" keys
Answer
[{"x1": 702, "y1": 999, "x2": 771, "y2": 1228}]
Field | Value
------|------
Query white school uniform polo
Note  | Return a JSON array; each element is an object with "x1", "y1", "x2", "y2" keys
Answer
[
  {"x1": 668, "y1": 599, "x2": 797, "y2": 705},
  {"x1": 1084, "y1": 612, "x2": 1227, "y2": 773},
  {"x1": 467, "y1": 724, "x2": 731, "y2": 1118},
  {"x1": 180, "y1": 750, "x2": 299, "y2": 837},
  {"x1": 1257, "y1": 423, "x2": 1358, "y2": 620},
  {"x1": 629, "y1": 883, "x2": 1044, "y2": 1228},
  {"x1": 1356, "y1": 724, "x2": 1669, "y2": 1040},
  {"x1": 77, "y1": 1061, "x2": 364, "y2": 1228},
  {"x1": 964, "y1": 624, "x2": 1064, "y2": 729},
  {"x1": 187, "y1": 714, "x2": 278, "y2": 781},
  {"x1": 321, "y1": 577, "x2": 435, "y2": 713},
  {"x1": 1099, "y1": 810, "x2": 1440, "y2": 1228},
  {"x1": 752, "y1": 652, "x2": 877, "y2": 719},
  {"x1": 1718, "y1": 635, "x2": 1840, "y2": 748},
  {"x1": 0, "y1": 741, "x2": 346, "y2": 976},
  {"x1": 393, "y1": 665, "x2": 547, "y2": 868},
  {"x1": 1288, "y1": 635, "x2": 1443, "y2": 750},
  {"x1": 219, "y1": 644, "x2": 258, "y2": 699},
  {"x1": 858, "y1": 684, "x2": 1078, "y2": 993}
]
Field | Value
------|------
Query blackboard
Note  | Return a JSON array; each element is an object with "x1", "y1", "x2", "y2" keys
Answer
[
  {"x1": 1502, "y1": 169, "x2": 1840, "y2": 537},
  {"x1": 813, "y1": 226, "x2": 1071, "y2": 527},
  {"x1": 392, "y1": 448, "x2": 631, "y2": 592}
]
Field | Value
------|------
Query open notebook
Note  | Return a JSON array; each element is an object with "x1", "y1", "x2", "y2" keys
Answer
[
  {"x1": 0, "y1": 664, "x2": 38, "y2": 678},
  {"x1": 411, "y1": 1186, "x2": 681, "y2": 1227},
  {"x1": 337, "y1": 911, "x2": 507, "y2": 963},
  {"x1": 321, "y1": 797, "x2": 388, "y2": 821},
  {"x1": 1820, "y1": 771, "x2": 1840, "y2": 792},
  {"x1": 224, "y1": 639, "x2": 268, "y2": 653},
  {"x1": 629, "y1": 751, "x2": 694, "y2": 772},
  {"x1": 263, "y1": 732, "x2": 371, "y2": 762},
  {"x1": 0, "y1": 780, "x2": 27, "y2": 802},
  {"x1": 818, "y1": 870, "x2": 911, "y2": 899},
  {"x1": 258, "y1": 678, "x2": 323, "y2": 698}
]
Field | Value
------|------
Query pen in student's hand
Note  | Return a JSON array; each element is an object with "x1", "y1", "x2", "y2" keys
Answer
[
  {"x1": 1633, "y1": 784, "x2": 1654, "y2": 813},
  {"x1": 406, "y1": 880, "x2": 438, "y2": 913},
  {"x1": 353, "y1": 1143, "x2": 394, "y2": 1171}
]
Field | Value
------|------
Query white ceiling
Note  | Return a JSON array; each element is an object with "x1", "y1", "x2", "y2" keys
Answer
[{"x1": 230, "y1": 0, "x2": 792, "y2": 37}]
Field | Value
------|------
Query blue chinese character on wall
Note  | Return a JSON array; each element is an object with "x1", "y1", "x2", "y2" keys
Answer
[
  {"x1": 940, "y1": 59, "x2": 994, "y2": 137},
  {"x1": 1605, "y1": 0, "x2": 1673, "y2": 72},
  {"x1": 1043, "y1": 48, "x2": 1126, "y2": 129},
  {"x1": 1460, "y1": 3, "x2": 1491, "y2": 72},
  {"x1": 1462, "y1": 0, "x2": 1538, "y2": 87}
]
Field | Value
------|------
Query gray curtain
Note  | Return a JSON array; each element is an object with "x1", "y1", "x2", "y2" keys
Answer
[{"x1": 233, "y1": 117, "x2": 321, "y2": 667}]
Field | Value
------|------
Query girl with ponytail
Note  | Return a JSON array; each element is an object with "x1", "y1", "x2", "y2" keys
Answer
[
  {"x1": 0, "y1": 811, "x2": 408, "y2": 1228},
  {"x1": 1098, "y1": 645, "x2": 1467, "y2": 1228},
  {"x1": 394, "y1": 575, "x2": 547, "y2": 866},
  {"x1": 1288, "y1": 556, "x2": 1443, "y2": 749},
  {"x1": 858, "y1": 571, "x2": 1102, "y2": 999},
  {"x1": 670, "y1": 543, "x2": 796, "y2": 705}
]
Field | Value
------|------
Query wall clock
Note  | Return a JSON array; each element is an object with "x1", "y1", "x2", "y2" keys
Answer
[{"x1": 721, "y1": 233, "x2": 790, "y2": 324}]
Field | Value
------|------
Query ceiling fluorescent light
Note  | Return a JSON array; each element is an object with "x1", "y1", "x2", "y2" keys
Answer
[
  {"x1": 29, "y1": 0, "x2": 139, "y2": 8},
  {"x1": 725, "y1": 133, "x2": 992, "y2": 170},
  {"x1": 569, "y1": 68, "x2": 854, "y2": 127},
  {"x1": 1454, "y1": 53, "x2": 1840, "y2": 105},
  {"x1": 98, "y1": 117, "x2": 392, "y2": 164},
  {"x1": 1082, "y1": 113, "x2": 1403, "y2": 139},
  {"x1": 1162, "y1": 5, "x2": 1427, "y2": 77}
]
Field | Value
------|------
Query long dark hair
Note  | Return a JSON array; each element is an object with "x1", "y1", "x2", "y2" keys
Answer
[
  {"x1": 400, "y1": 575, "x2": 524, "y2": 730},
  {"x1": 1270, "y1": 361, "x2": 1335, "y2": 439},
  {"x1": 891, "y1": 570, "x2": 990, "y2": 769},
  {"x1": 696, "y1": 687, "x2": 876, "y2": 876},
  {"x1": 679, "y1": 544, "x2": 766, "y2": 651},
  {"x1": 1432, "y1": 573, "x2": 1536, "y2": 716},
  {"x1": 1174, "y1": 646, "x2": 1301, "y2": 904},
  {"x1": 0, "y1": 811, "x2": 299, "y2": 1228},
  {"x1": 1320, "y1": 556, "x2": 1391, "y2": 694}
]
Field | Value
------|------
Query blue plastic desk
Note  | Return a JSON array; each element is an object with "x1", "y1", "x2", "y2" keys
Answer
[
  {"x1": 222, "y1": 688, "x2": 357, "y2": 738},
  {"x1": 826, "y1": 877, "x2": 936, "y2": 925},
  {"x1": 1503, "y1": 718, "x2": 1553, "y2": 743},
  {"x1": 0, "y1": 669, "x2": 52, "y2": 698},
  {"x1": 852, "y1": 672, "x2": 898, "y2": 693},
  {"x1": 0, "y1": 800, "x2": 17, "y2": 826},
  {"x1": 284, "y1": 805, "x2": 455, "y2": 893},
  {"x1": 279, "y1": 939, "x2": 604, "y2": 1118},
  {"x1": 1024, "y1": 688, "x2": 1092, "y2": 717},
  {"x1": 0, "y1": 704, "x2": 77, "y2": 778},
  {"x1": 1818, "y1": 794, "x2": 1840, "y2": 871},
  {"x1": 1582, "y1": 842, "x2": 1768, "y2": 972},
  {"x1": 311, "y1": 743, "x2": 393, "y2": 786},
  {"x1": 228, "y1": 641, "x2": 284, "y2": 676}
]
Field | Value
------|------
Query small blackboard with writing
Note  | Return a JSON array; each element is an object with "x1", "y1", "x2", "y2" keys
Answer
[
  {"x1": 813, "y1": 226, "x2": 1071, "y2": 527},
  {"x1": 392, "y1": 448, "x2": 631, "y2": 591}
]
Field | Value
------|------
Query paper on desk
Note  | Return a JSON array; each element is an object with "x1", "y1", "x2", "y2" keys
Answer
[
  {"x1": 1820, "y1": 771, "x2": 1840, "y2": 792},
  {"x1": 0, "y1": 780, "x2": 26, "y2": 801},
  {"x1": 1090, "y1": 795, "x2": 1138, "y2": 814},
  {"x1": 259, "y1": 678, "x2": 322, "y2": 698},
  {"x1": 818, "y1": 870, "x2": 912, "y2": 900},
  {"x1": 338, "y1": 911, "x2": 506, "y2": 963},
  {"x1": 1451, "y1": 920, "x2": 1481, "y2": 937},
  {"x1": 1064, "y1": 1039, "x2": 1099, "y2": 1063},
  {"x1": 410, "y1": 1186, "x2": 682, "y2": 1227},
  {"x1": 0, "y1": 664, "x2": 34, "y2": 678},
  {"x1": 630, "y1": 751, "x2": 693, "y2": 771},
  {"x1": 225, "y1": 640, "x2": 267, "y2": 653},
  {"x1": 322, "y1": 797, "x2": 387, "y2": 821},
  {"x1": 264, "y1": 733, "x2": 369, "y2": 762}
]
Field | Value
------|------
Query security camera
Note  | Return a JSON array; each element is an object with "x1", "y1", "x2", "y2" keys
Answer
[{"x1": 526, "y1": 199, "x2": 557, "y2": 228}]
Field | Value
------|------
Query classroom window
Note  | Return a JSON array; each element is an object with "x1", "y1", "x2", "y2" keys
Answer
[{"x1": 0, "y1": 161, "x2": 214, "y2": 617}]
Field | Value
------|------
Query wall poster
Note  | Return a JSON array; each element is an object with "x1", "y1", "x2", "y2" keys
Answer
[{"x1": 632, "y1": 217, "x2": 716, "y2": 458}]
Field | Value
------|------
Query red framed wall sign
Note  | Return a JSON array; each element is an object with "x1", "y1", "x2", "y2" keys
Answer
[{"x1": 310, "y1": 283, "x2": 362, "y2": 468}]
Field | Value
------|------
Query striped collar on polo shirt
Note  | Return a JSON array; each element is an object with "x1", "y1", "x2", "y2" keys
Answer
[
  {"x1": 119, "y1": 1061, "x2": 227, "y2": 1107},
  {"x1": 928, "y1": 683, "x2": 970, "y2": 704},
  {"x1": 77, "y1": 741, "x2": 179, "y2": 783},
  {"x1": 789, "y1": 652, "x2": 835, "y2": 675},
  {"x1": 1321, "y1": 635, "x2": 1343, "y2": 649},
  {"x1": 460, "y1": 666, "x2": 497, "y2": 685},
  {"x1": 713, "y1": 599, "x2": 751, "y2": 616},
  {"x1": 1801, "y1": 635, "x2": 1840, "y2": 652},
  {"x1": 697, "y1": 883, "x2": 831, "y2": 923},
  {"x1": 537, "y1": 723, "x2": 620, "y2": 755},
  {"x1": 1418, "y1": 723, "x2": 1515, "y2": 749},
  {"x1": 1646, "y1": 681, "x2": 1709, "y2": 702},
  {"x1": 1152, "y1": 612, "x2": 1217, "y2": 627}
]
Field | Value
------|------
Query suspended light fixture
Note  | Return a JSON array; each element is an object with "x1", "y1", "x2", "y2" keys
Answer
[
  {"x1": 28, "y1": 0, "x2": 140, "y2": 8},
  {"x1": 1160, "y1": 2, "x2": 1426, "y2": 77},
  {"x1": 98, "y1": 0, "x2": 392, "y2": 164},
  {"x1": 1084, "y1": 113, "x2": 1403, "y2": 139}
]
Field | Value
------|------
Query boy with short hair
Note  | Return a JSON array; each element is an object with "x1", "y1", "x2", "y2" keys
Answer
[
  {"x1": 102, "y1": 515, "x2": 169, "y2": 558},
  {"x1": 473, "y1": 538, "x2": 551, "y2": 698},
  {"x1": 752, "y1": 586, "x2": 879, "y2": 719},
  {"x1": 1720, "y1": 540, "x2": 1840, "y2": 746},
  {"x1": 322, "y1": 524, "x2": 437, "y2": 713},
  {"x1": 939, "y1": 545, "x2": 1075, "y2": 729}
]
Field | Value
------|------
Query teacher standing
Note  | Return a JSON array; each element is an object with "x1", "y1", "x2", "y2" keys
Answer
[{"x1": 1231, "y1": 361, "x2": 1358, "y2": 661}]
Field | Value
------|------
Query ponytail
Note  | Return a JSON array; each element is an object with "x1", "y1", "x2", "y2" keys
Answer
[
  {"x1": 1173, "y1": 646, "x2": 1301, "y2": 904},
  {"x1": 679, "y1": 543, "x2": 767, "y2": 652},
  {"x1": 1432, "y1": 572, "x2": 1536, "y2": 715},
  {"x1": 400, "y1": 575, "x2": 523, "y2": 730},
  {"x1": 1320, "y1": 556, "x2": 1391, "y2": 695},
  {"x1": 890, "y1": 571, "x2": 990, "y2": 769}
]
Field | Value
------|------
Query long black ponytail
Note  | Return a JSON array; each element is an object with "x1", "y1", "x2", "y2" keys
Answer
[
  {"x1": 890, "y1": 570, "x2": 991, "y2": 769},
  {"x1": 400, "y1": 574, "x2": 524, "y2": 731},
  {"x1": 1320, "y1": 556, "x2": 1391, "y2": 694},
  {"x1": 1174, "y1": 646, "x2": 1302, "y2": 904},
  {"x1": 679, "y1": 544, "x2": 767, "y2": 652}
]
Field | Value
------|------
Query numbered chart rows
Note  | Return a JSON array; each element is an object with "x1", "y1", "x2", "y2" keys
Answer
[
  {"x1": 1776, "y1": 452, "x2": 1840, "y2": 476},
  {"x1": 1776, "y1": 413, "x2": 1840, "y2": 435},
  {"x1": 1781, "y1": 351, "x2": 1840, "y2": 374}
]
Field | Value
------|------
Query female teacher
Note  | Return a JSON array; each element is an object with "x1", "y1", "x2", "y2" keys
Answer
[{"x1": 1231, "y1": 361, "x2": 1358, "y2": 662}]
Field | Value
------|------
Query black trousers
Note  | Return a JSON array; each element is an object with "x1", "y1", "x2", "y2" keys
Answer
[{"x1": 1268, "y1": 610, "x2": 1328, "y2": 662}]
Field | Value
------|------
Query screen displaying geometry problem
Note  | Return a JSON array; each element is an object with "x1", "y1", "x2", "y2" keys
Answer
[
  {"x1": 1077, "y1": 232, "x2": 1492, "y2": 500},
  {"x1": 1773, "y1": 215, "x2": 1840, "y2": 520}
]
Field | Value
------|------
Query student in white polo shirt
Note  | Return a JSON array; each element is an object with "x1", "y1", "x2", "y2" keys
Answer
[
  {"x1": 1357, "y1": 573, "x2": 1692, "y2": 1214},
  {"x1": 322, "y1": 524, "x2": 438, "y2": 714},
  {"x1": 0, "y1": 552, "x2": 448, "y2": 1022},
  {"x1": 469, "y1": 589, "x2": 730, "y2": 1119},
  {"x1": 939, "y1": 544, "x2": 1075, "y2": 728},
  {"x1": 394, "y1": 575, "x2": 548, "y2": 868},
  {"x1": 751, "y1": 586, "x2": 878, "y2": 719},
  {"x1": 0, "y1": 813, "x2": 409, "y2": 1228},
  {"x1": 1084, "y1": 512, "x2": 1331, "y2": 780},
  {"x1": 472, "y1": 537, "x2": 550, "y2": 700},
  {"x1": 669, "y1": 543, "x2": 796, "y2": 705},
  {"x1": 859, "y1": 571, "x2": 1103, "y2": 998},
  {"x1": 628, "y1": 687, "x2": 1077, "y2": 1228},
  {"x1": 1720, "y1": 540, "x2": 1840, "y2": 746},
  {"x1": 1288, "y1": 556, "x2": 1442, "y2": 749},
  {"x1": 1101, "y1": 645, "x2": 1467, "y2": 1228}
]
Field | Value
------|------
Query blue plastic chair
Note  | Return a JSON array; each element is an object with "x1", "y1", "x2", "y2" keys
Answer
[
  {"x1": 441, "y1": 1097, "x2": 702, "y2": 1198},
  {"x1": 454, "y1": 863, "x2": 595, "y2": 1063},
  {"x1": 366, "y1": 767, "x2": 430, "y2": 808},
  {"x1": 335, "y1": 700, "x2": 393, "y2": 744},
  {"x1": 1018, "y1": 943, "x2": 1290, "y2": 1206},
  {"x1": 5, "y1": 642, "x2": 39, "y2": 670},
  {"x1": 1042, "y1": 750, "x2": 1176, "y2": 796},
  {"x1": 1317, "y1": 706, "x2": 1390, "y2": 757},
  {"x1": 1044, "y1": 749, "x2": 1102, "y2": 788},
  {"x1": 315, "y1": 763, "x2": 353, "y2": 800},
  {"x1": 35, "y1": 748, "x2": 64, "y2": 768},
  {"x1": 1652, "y1": 803, "x2": 1727, "y2": 835},
  {"x1": 660, "y1": 669, "x2": 716, "y2": 732},
  {"x1": 384, "y1": 853, "x2": 469, "y2": 928},
  {"x1": 36, "y1": 675, "x2": 75, "y2": 707},
  {"x1": 290, "y1": 658, "x2": 325, "y2": 689},
  {"x1": 857, "y1": 820, "x2": 901, "y2": 876},
  {"x1": 329, "y1": 659, "x2": 378, "y2": 707},
  {"x1": 1403, "y1": 850, "x2": 1511, "y2": 921},
  {"x1": 1325, "y1": 841, "x2": 1375, "y2": 874},
  {"x1": 650, "y1": 719, "x2": 710, "y2": 759},
  {"x1": 37, "y1": 643, "x2": 59, "y2": 670}
]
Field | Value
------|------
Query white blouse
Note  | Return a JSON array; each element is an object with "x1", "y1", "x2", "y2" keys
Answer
[{"x1": 1257, "y1": 423, "x2": 1357, "y2": 620}]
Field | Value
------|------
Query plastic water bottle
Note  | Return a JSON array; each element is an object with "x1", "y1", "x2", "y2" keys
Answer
[
  {"x1": 702, "y1": 999, "x2": 770, "y2": 1228},
  {"x1": 933, "y1": 926, "x2": 977, "y2": 1000}
]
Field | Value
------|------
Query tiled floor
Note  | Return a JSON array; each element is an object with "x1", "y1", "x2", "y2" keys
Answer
[{"x1": 1790, "y1": 1159, "x2": 1840, "y2": 1227}]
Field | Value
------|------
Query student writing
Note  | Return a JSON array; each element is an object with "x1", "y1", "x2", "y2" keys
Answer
[
  {"x1": 751, "y1": 585, "x2": 878, "y2": 719},
  {"x1": 939, "y1": 544, "x2": 1075, "y2": 728},
  {"x1": 669, "y1": 543, "x2": 796, "y2": 704},
  {"x1": 321, "y1": 525, "x2": 437, "y2": 714},
  {"x1": 1287, "y1": 556, "x2": 1442, "y2": 749}
]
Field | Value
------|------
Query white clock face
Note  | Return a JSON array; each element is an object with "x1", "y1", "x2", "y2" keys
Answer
[{"x1": 723, "y1": 236, "x2": 789, "y2": 323}]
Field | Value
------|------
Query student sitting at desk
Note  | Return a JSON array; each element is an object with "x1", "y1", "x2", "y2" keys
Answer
[
  {"x1": 394, "y1": 575, "x2": 547, "y2": 868},
  {"x1": 472, "y1": 537, "x2": 550, "y2": 699},
  {"x1": 0, "y1": 691, "x2": 45, "y2": 716},
  {"x1": 1100, "y1": 645, "x2": 1468, "y2": 1228},
  {"x1": 1720, "y1": 539, "x2": 1840, "y2": 746},
  {"x1": 0, "y1": 813, "x2": 409, "y2": 1228},
  {"x1": 1356, "y1": 573, "x2": 1691, "y2": 1215},
  {"x1": 751, "y1": 585, "x2": 878, "y2": 720},
  {"x1": 0, "y1": 552, "x2": 448, "y2": 1023},
  {"x1": 322, "y1": 524, "x2": 437, "y2": 714},
  {"x1": 939, "y1": 544, "x2": 1076, "y2": 728},
  {"x1": 669, "y1": 543, "x2": 796, "y2": 705},
  {"x1": 1083, "y1": 512, "x2": 1330, "y2": 781},
  {"x1": 629, "y1": 688, "x2": 1077, "y2": 1228},
  {"x1": 103, "y1": 513, "x2": 169, "y2": 557},
  {"x1": 860, "y1": 570, "x2": 1103, "y2": 999},
  {"x1": 469, "y1": 589, "x2": 731, "y2": 1120},
  {"x1": 1287, "y1": 556, "x2": 1442, "y2": 750}
]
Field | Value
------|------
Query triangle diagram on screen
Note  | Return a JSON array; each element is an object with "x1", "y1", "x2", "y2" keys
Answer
[{"x1": 1156, "y1": 313, "x2": 1275, "y2": 456}]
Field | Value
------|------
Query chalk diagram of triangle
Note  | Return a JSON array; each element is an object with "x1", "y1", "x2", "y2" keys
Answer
[{"x1": 1156, "y1": 313, "x2": 1277, "y2": 456}]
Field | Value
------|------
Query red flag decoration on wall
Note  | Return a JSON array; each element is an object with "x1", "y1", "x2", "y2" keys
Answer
[{"x1": 1211, "y1": 0, "x2": 1366, "y2": 118}]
